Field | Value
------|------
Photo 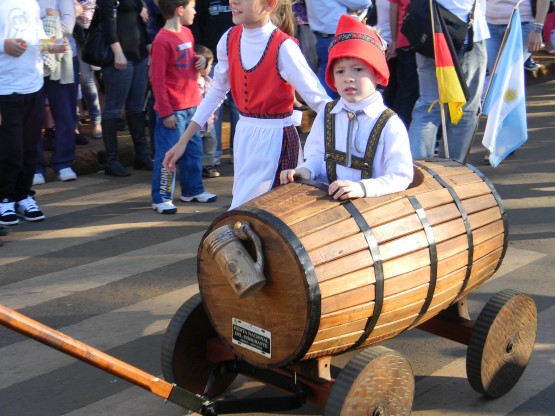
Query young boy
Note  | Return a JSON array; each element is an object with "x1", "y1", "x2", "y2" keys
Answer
[
  {"x1": 149, "y1": 0, "x2": 216, "y2": 214},
  {"x1": 1, "y1": 0, "x2": 66, "y2": 226},
  {"x1": 280, "y1": 15, "x2": 413, "y2": 199},
  {"x1": 195, "y1": 44, "x2": 220, "y2": 179}
]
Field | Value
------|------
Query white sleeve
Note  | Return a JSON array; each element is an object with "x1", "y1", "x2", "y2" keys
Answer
[
  {"x1": 359, "y1": 115, "x2": 414, "y2": 197},
  {"x1": 192, "y1": 30, "x2": 231, "y2": 127},
  {"x1": 277, "y1": 38, "x2": 331, "y2": 114}
]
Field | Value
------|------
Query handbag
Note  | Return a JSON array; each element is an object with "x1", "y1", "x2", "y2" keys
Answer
[
  {"x1": 401, "y1": 0, "x2": 476, "y2": 58},
  {"x1": 81, "y1": 3, "x2": 118, "y2": 67}
]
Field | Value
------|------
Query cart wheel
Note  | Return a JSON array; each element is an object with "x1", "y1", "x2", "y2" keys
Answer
[
  {"x1": 324, "y1": 346, "x2": 414, "y2": 416},
  {"x1": 161, "y1": 293, "x2": 237, "y2": 398},
  {"x1": 466, "y1": 289, "x2": 537, "y2": 398}
]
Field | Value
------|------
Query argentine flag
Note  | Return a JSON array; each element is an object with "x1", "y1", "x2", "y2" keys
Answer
[{"x1": 482, "y1": 8, "x2": 528, "y2": 168}]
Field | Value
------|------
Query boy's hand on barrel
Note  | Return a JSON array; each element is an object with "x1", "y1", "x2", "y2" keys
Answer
[
  {"x1": 328, "y1": 180, "x2": 365, "y2": 200},
  {"x1": 280, "y1": 167, "x2": 310, "y2": 185}
]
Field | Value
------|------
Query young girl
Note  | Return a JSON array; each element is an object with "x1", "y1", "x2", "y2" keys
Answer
[{"x1": 162, "y1": 0, "x2": 330, "y2": 209}]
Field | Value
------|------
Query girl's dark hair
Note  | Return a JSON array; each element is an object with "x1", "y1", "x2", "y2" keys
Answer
[
  {"x1": 158, "y1": 0, "x2": 190, "y2": 20},
  {"x1": 271, "y1": 0, "x2": 296, "y2": 37}
]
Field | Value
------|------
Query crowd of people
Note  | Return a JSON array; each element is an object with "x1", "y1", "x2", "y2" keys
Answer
[{"x1": 1, "y1": 0, "x2": 553, "y2": 240}]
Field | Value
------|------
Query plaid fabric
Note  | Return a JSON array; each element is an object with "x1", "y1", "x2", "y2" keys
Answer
[
  {"x1": 272, "y1": 125, "x2": 300, "y2": 188},
  {"x1": 41, "y1": 16, "x2": 63, "y2": 75}
]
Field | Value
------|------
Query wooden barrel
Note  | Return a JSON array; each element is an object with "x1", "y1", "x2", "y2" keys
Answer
[{"x1": 197, "y1": 159, "x2": 508, "y2": 368}]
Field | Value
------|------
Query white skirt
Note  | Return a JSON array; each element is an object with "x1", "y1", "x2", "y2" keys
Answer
[{"x1": 230, "y1": 115, "x2": 293, "y2": 210}]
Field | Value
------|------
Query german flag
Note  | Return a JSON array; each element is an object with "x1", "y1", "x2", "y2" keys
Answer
[{"x1": 433, "y1": 1, "x2": 469, "y2": 124}]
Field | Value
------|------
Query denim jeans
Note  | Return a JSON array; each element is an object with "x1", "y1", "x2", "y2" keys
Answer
[
  {"x1": 77, "y1": 44, "x2": 101, "y2": 126},
  {"x1": 101, "y1": 58, "x2": 148, "y2": 120},
  {"x1": 314, "y1": 33, "x2": 340, "y2": 99},
  {"x1": 408, "y1": 40, "x2": 487, "y2": 162},
  {"x1": 201, "y1": 129, "x2": 217, "y2": 167},
  {"x1": 152, "y1": 108, "x2": 204, "y2": 204},
  {"x1": 36, "y1": 56, "x2": 79, "y2": 174},
  {"x1": 487, "y1": 22, "x2": 532, "y2": 73},
  {"x1": 0, "y1": 90, "x2": 44, "y2": 201}
]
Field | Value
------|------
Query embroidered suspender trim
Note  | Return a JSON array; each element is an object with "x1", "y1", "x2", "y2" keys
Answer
[{"x1": 325, "y1": 104, "x2": 396, "y2": 183}]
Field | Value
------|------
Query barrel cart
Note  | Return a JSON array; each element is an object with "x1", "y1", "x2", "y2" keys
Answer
[{"x1": 0, "y1": 159, "x2": 538, "y2": 415}]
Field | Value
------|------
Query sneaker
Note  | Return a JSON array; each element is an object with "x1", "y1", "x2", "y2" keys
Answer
[
  {"x1": 91, "y1": 124, "x2": 102, "y2": 139},
  {"x1": 33, "y1": 173, "x2": 46, "y2": 186},
  {"x1": 524, "y1": 60, "x2": 541, "y2": 72},
  {"x1": 16, "y1": 195, "x2": 45, "y2": 222},
  {"x1": 0, "y1": 199, "x2": 19, "y2": 225},
  {"x1": 202, "y1": 167, "x2": 220, "y2": 178},
  {"x1": 152, "y1": 200, "x2": 177, "y2": 214},
  {"x1": 57, "y1": 167, "x2": 77, "y2": 182},
  {"x1": 180, "y1": 192, "x2": 217, "y2": 203}
]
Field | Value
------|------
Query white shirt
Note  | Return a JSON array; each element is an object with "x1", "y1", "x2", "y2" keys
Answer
[
  {"x1": 437, "y1": 0, "x2": 490, "y2": 42},
  {"x1": 298, "y1": 92, "x2": 414, "y2": 198},
  {"x1": 0, "y1": 0, "x2": 47, "y2": 95},
  {"x1": 305, "y1": 0, "x2": 373, "y2": 34}
]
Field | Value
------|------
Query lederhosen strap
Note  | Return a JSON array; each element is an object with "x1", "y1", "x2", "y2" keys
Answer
[{"x1": 324, "y1": 100, "x2": 396, "y2": 184}]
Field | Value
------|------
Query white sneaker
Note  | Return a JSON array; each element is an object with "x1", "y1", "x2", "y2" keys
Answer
[
  {"x1": 152, "y1": 200, "x2": 177, "y2": 214},
  {"x1": 180, "y1": 192, "x2": 217, "y2": 203},
  {"x1": 0, "y1": 199, "x2": 19, "y2": 225},
  {"x1": 16, "y1": 195, "x2": 45, "y2": 222},
  {"x1": 33, "y1": 173, "x2": 46, "y2": 186},
  {"x1": 57, "y1": 167, "x2": 77, "y2": 182}
]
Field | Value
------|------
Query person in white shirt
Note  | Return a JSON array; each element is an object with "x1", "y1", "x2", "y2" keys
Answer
[{"x1": 280, "y1": 14, "x2": 413, "y2": 200}]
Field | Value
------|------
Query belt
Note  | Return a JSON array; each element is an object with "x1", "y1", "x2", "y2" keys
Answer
[{"x1": 314, "y1": 31, "x2": 334, "y2": 38}]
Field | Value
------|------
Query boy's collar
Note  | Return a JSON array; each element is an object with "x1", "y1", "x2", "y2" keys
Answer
[{"x1": 331, "y1": 92, "x2": 381, "y2": 116}]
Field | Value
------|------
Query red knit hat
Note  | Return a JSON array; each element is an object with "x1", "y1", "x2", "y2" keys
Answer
[{"x1": 325, "y1": 15, "x2": 389, "y2": 91}]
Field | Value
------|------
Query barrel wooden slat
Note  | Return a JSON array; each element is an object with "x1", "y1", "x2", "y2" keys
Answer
[
  {"x1": 314, "y1": 250, "x2": 375, "y2": 283},
  {"x1": 197, "y1": 161, "x2": 507, "y2": 367},
  {"x1": 319, "y1": 268, "x2": 376, "y2": 297}
]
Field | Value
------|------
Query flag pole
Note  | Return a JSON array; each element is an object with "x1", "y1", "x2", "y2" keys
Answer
[
  {"x1": 429, "y1": 0, "x2": 450, "y2": 158},
  {"x1": 461, "y1": 2, "x2": 521, "y2": 164}
]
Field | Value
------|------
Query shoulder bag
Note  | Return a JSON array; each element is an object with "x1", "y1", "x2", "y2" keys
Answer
[{"x1": 82, "y1": 2, "x2": 119, "y2": 67}]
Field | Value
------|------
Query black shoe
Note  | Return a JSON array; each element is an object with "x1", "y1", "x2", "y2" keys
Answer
[
  {"x1": 75, "y1": 132, "x2": 90, "y2": 145},
  {"x1": 105, "y1": 161, "x2": 130, "y2": 177},
  {"x1": 202, "y1": 167, "x2": 220, "y2": 178},
  {"x1": 134, "y1": 156, "x2": 153, "y2": 171}
]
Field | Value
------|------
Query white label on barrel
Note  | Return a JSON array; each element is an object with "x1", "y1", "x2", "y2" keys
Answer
[{"x1": 232, "y1": 318, "x2": 271, "y2": 358}]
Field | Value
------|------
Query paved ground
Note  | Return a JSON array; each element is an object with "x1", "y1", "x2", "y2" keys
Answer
[{"x1": 0, "y1": 57, "x2": 554, "y2": 415}]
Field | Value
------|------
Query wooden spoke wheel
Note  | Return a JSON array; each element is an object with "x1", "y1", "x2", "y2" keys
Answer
[
  {"x1": 324, "y1": 346, "x2": 414, "y2": 416},
  {"x1": 466, "y1": 289, "x2": 537, "y2": 398},
  {"x1": 161, "y1": 293, "x2": 237, "y2": 398}
]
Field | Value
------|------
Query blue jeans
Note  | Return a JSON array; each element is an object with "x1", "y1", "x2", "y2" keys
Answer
[
  {"x1": 101, "y1": 58, "x2": 148, "y2": 120},
  {"x1": 314, "y1": 33, "x2": 340, "y2": 99},
  {"x1": 487, "y1": 22, "x2": 532, "y2": 73},
  {"x1": 408, "y1": 40, "x2": 487, "y2": 162},
  {"x1": 37, "y1": 56, "x2": 79, "y2": 174},
  {"x1": 77, "y1": 45, "x2": 101, "y2": 126},
  {"x1": 152, "y1": 108, "x2": 204, "y2": 203}
]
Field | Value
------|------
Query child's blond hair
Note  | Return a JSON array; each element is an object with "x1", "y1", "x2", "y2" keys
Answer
[{"x1": 270, "y1": 0, "x2": 296, "y2": 37}]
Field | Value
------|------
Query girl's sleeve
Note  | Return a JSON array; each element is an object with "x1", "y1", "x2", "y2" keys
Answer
[
  {"x1": 277, "y1": 38, "x2": 331, "y2": 114},
  {"x1": 191, "y1": 29, "x2": 232, "y2": 127}
]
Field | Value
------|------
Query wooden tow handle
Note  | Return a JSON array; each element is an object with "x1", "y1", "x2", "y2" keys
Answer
[{"x1": 0, "y1": 303, "x2": 205, "y2": 412}]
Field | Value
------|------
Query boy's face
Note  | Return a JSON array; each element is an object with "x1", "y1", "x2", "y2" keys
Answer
[
  {"x1": 202, "y1": 60, "x2": 213, "y2": 77},
  {"x1": 179, "y1": 0, "x2": 196, "y2": 25},
  {"x1": 332, "y1": 57, "x2": 377, "y2": 103}
]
